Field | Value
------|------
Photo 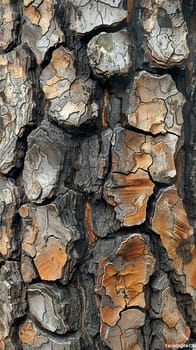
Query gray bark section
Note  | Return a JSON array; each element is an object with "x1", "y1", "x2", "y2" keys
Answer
[{"x1": 0, "y1": 1, "x2": 195, "y2": 349}]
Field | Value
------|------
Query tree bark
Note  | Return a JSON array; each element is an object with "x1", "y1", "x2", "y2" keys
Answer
[{"x1": 0, "y1": 1, "x2": 195, "y2": 349}]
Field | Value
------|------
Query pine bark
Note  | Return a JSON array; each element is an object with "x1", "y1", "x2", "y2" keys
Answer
[{"x1": 0, "y1": 1, "x2": 195, "y2": 349}]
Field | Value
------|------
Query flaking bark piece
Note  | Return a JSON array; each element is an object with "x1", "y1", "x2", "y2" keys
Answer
[
  {"x1": 150, "y1": 272, "x2": 190, "y2": 348},
  {"x1": 69, "y1": 0, "x2": 127, "y2": 35},
  {"x1": 87, "y1": 30, "x2": 132, "y2": 79},
  {"x1": 27, "y1": 283, "x2": 81, "y2": 334},
  {"x1": 0, "y1": 48, "x2": 35, "y2": 174},
  {"x1": 74, "y1": 129, "x2": 112, "y2": 197},
  {"x1": 0, "y1": 176, "x2": 21, "y2": 259},
  {"x1": 148, "y1": 133, "x2": 180, "y2": 183},
  {"x1": 96, "y1": 234, "x2": 155, "y2": 327},
  {"x1": 22, "y1": 0, "x2": 64, "y2": 64},
  {"x1": 19, "y1": 200, "x2": 83, "y2": 283},
  {"x1": 21, "y1": 253, "x2": 37, "y2": 283},
  {"x1": 19, "y1": 319, "x2": 82, "y2": 349},
  {"x1": 142, "y1": 0, "x2": 189, "y2": 68},
  {"x1": 125, "y1": 71, "x2": 185, "y2": 136},
  {"x1": 111, "y1": 124, "x2": 151, "y2": 174},
  {"x1": 40, "y1": 46, "x2": 99, "y2": 128},
  {"x1": 0, "y1": 262, "x2": 26, "y2": 344},
  {"x1": 104, "y1": 170, "x2": 154, "y2": 226},
  {"x1": 101, "y1": 309, "x2": 145, "y2": 350},
  {"x1": 85, "y1": 199, "x2": 121, "y2": 239},
  {"x1": 0, "y1": 0, "x2": 19, "y2": 52},
  {"x1": 111, "y1": 124, "x2": 180, "y2": 183},
  {"x1": 151, "y1": 186, "x2": 196, "y2": 307},
  {"x1": 22, "y1": 120, "x2": 76, "y2": 203}
]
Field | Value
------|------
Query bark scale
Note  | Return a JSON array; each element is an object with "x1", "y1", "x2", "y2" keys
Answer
[{"x1": 0, "y1": 1, "x2": 195, "y2": 349}]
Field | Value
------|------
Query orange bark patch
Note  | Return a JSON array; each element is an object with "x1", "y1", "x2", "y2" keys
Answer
[
  {"x1": 34, "y1": 236, "x2": 67, "y2": 281},
  {"x1": 111, "y1": 124, "x2": 178, "y2": 184},
  {"x1": 24, "y1": 6, "x2": 41, "y2": 25},
  {"x1": 133, "y1": 153, "x2": 152, "y2": 172},
  {"x1": 19, "y1": 205, "x2": 29, "y2": 218},
  {"x1": 52, "y1": 47, "x2": 74, "y2": 75},
  {"x1": 101, "y1": 88, "x2": 109, "y2": 128},
  {"x1": 127, "y1": 0, "x2": 134, "y2": 22},
  {"x1": 101, "y1": 305, "x2": 122, "y2": 326},
  {"x1": 0, "y1": 341, "x2": 5, "y2": 350},
  {"x1": 161, "y1": 291, "x2": 180, "y2": 329},
  {"x1": 96, "y1": 234, "x2": 155, "y2": 326},
  {"x1": 19, "y1": 321, "x2": 36, "y2": 345},
  {"x1": 151, "y1": 186, "x2": 196, "y2": 297},
  {"x1": 104, "y1": 170, "x2": 154, "y2": 226},
  {"x1": 100, "y1": 307, "x2": 145, "y2": 349},
  {"x1": 162, "y1": 291, "x2": 190, "y2": 346},
  {"x1": 151, "y1": 273, "x2": 190, "y2": 347},
  {"x1": 117, "y1": 235, "x2": 145, "y2": 260},
  {"x1": 0, "y1": 226, "x2": 9, "y2": 256},
  {"x1": 42, "y1": 47, "x2": 75, "y2": 99},
  {"x1": 84, "y1": 201, "x2": 97, "y2": 244}
]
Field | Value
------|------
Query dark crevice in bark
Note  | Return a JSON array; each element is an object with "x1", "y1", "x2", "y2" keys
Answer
[
  {"x1": 50, "y1": 114, "x2": 99, "y2": 136},
  {"x1": 40, "y1": 42, "x2": 67, "y2": 70},
  {"x1": 182, "y1": 0, "x2": 196, "y2": 232},
  {"x1": 8, "y1": 125, "x2": 38, "y2": 180},
  {"x1": 80, "y1": 20, "x2": 128, "y2": 44},
  {"x1": 9, "y1": 314, "x2": 27, "y2": 350}
]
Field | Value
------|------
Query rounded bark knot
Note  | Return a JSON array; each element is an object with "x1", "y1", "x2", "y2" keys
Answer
[
  {"x1": 19, "y1": 201, "x2": 82, "y2": 283},
  {"x1": 96, "y1": 234, "x2": 155, "y2": 349},
  {"x1": 142, "y1": 0, "x2": 189, "y2": 67},
  {"x1": 151, "y1": 185, "x2": 196, "y2": 304},
  {"x1": 87, "y1": 30, "x2": 132, "y2": 79},
  {"x1": 40, "y1": 46, "x2": 99, "y2": 128}
]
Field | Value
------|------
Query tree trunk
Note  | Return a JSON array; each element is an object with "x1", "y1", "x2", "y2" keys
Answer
[{"x1": 0, "y1": 1, "x2": 195, "y2": 349}]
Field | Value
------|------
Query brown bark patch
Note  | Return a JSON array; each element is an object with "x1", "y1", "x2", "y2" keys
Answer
[
  {"x1": 34, "y1": 236, "x2": 67, "y2": 281},
  {"x1": 151, "y1": 186, "x2": 196, "y2": 301},
  {"x1": 104, "y1": 170, "x2": 154, "y2": 226},
  {"x1": 84, "y1": 201, "x2": 97, "y2": 244},
  {"x1": 96, "y1": 234, "x2": 155, "y2": 328},
  {"x1": 19, "y1": 321, "x2": 36, "y2": 345}
]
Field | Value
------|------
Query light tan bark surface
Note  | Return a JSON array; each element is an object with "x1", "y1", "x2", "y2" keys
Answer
[{"x1": 0, "y1": 1, "x2": 195, "y2": 349}]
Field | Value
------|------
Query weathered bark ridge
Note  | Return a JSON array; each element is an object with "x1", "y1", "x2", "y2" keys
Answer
[{"x1": 0, "y1": 1, "x2": 195, "y2": 349}]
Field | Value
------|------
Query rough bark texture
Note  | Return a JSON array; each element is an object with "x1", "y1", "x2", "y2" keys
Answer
[{"x1": 0, "y1": 1, "x2": 196, "y2": 349}]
